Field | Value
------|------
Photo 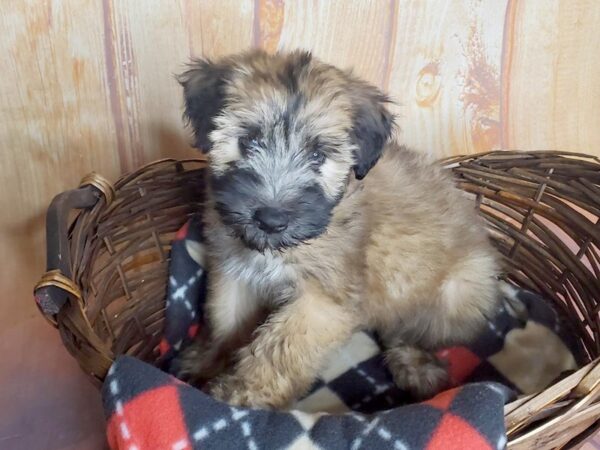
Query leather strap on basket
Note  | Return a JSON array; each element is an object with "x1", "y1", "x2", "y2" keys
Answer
[
  {"x1": 34, "y1": 270, "x2": 83, "y2": 326},
  {"x1": 34, "y1": 172, "x2": 115, "y2": 327},
  {"x1": 79, "y1": 172, "x2": 116, "y2": 205}
]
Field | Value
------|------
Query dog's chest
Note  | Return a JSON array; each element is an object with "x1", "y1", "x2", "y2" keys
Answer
[{"x1": 219, "y1": 248, "x2": 297, "y2": 302}]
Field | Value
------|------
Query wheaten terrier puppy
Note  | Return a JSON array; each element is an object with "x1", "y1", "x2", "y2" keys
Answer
[{"x1": 175, "y1": 50, "x2": 500, "y2": 408}]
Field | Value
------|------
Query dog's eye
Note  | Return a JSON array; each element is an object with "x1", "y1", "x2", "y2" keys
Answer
[
  {"x1": 309, "y1": 149, "x2": 326, "y2": 167},
  {"x1": 239, "y1": 134, "x2": 262, "y2": 156}
]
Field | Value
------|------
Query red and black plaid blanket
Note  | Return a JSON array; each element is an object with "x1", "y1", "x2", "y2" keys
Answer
[{"x1": 102, "y1": 217, "x2": 583, "y2": 449}]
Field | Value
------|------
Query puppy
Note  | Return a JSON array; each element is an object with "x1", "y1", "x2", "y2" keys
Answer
[{"x1": 175, "y1": 50, "x2": 500, "y2": 408}]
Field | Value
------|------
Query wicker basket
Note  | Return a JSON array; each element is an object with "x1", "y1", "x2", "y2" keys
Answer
[{"x1": 34, "y1": 151, "x2": 600, "y2": 449}]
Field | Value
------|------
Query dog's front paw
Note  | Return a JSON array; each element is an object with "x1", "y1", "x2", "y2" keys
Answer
[
  {"x1": 207, "y1": 374, "x2": 256, "y2": 407},
  {"x1": 385, "y1": 346, "x2": 449, "y2": 399},
  {"x1": 170, "y1": 339, "x2": 228, "y2": 387},
  {"x1": 207, "y1": 375, "x2": 237, "y2": 403},
  {"x1": 207, "y1": 373, "x2": 288, "y2": 409}
]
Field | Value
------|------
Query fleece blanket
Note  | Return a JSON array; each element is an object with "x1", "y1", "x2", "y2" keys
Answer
[{"x1": 102, "y1": 217, "x2": 583, "y2": 449}]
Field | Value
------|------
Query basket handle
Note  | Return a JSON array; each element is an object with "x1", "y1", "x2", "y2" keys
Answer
[{"x1": 34, "y1": 173, "x2": 115, "y2": 326}]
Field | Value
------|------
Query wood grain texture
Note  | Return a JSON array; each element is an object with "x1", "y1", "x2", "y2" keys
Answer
[
  {"x1": 275, "y1": 0, "x2": 394, "y2": 85},
  {"x1": 102, "y1": 0, "x2": 255, "y2": 167},
  {"x1": 502, "y1": 0, "x2": 600, "y2": 152},
  {"x1": 1, "y1": 1, "x2": 599, "y2": 447},
  {"x1": 386, "y1": 0, "x2": 507, "y2": 157}
]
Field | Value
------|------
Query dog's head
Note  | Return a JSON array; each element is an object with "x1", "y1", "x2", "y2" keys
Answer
[{"x1": 179, "y1": 50, "x2": 393, "y2": 251}]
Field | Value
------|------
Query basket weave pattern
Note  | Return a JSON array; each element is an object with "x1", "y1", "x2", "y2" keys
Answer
[{"x1": 42, "y1": 152, "x2": 599, "y2": 449}]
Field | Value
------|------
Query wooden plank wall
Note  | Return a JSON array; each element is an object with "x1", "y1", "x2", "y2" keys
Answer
[{"x1": 0, "y1": 1, "x2": 599, "y2": 448}]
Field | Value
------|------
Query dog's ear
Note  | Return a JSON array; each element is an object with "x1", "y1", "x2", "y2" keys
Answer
[
  {"x1": 350, "y1": 84, "x2": 394, "y2": 180},
  {"x1": 178, "y1": 59, "x2": 233, "y2": 152}
]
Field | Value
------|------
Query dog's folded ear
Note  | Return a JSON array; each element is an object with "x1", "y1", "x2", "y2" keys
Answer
[
  {"x1": 349, "y1": 84, "x2": 395, "y2": 180},
  {"x1": 177, "y1": 59, "x2": 233, "y2": 152}
]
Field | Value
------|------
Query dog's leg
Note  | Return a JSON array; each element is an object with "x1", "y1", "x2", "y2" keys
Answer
[
  {"x1": 384, "y1": 343, "x2": 449, "y2": 399},
  {"x1": 208, "y1": 282, "x2": 357, "y2": 408},
  {"x1": 174, "y1": 274, "x2": 264, "y2": 386}
]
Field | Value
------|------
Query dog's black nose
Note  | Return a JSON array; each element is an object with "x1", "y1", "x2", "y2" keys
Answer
[{"x1": 253, "y1": 207, "x2": 289, "y2": 233}]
